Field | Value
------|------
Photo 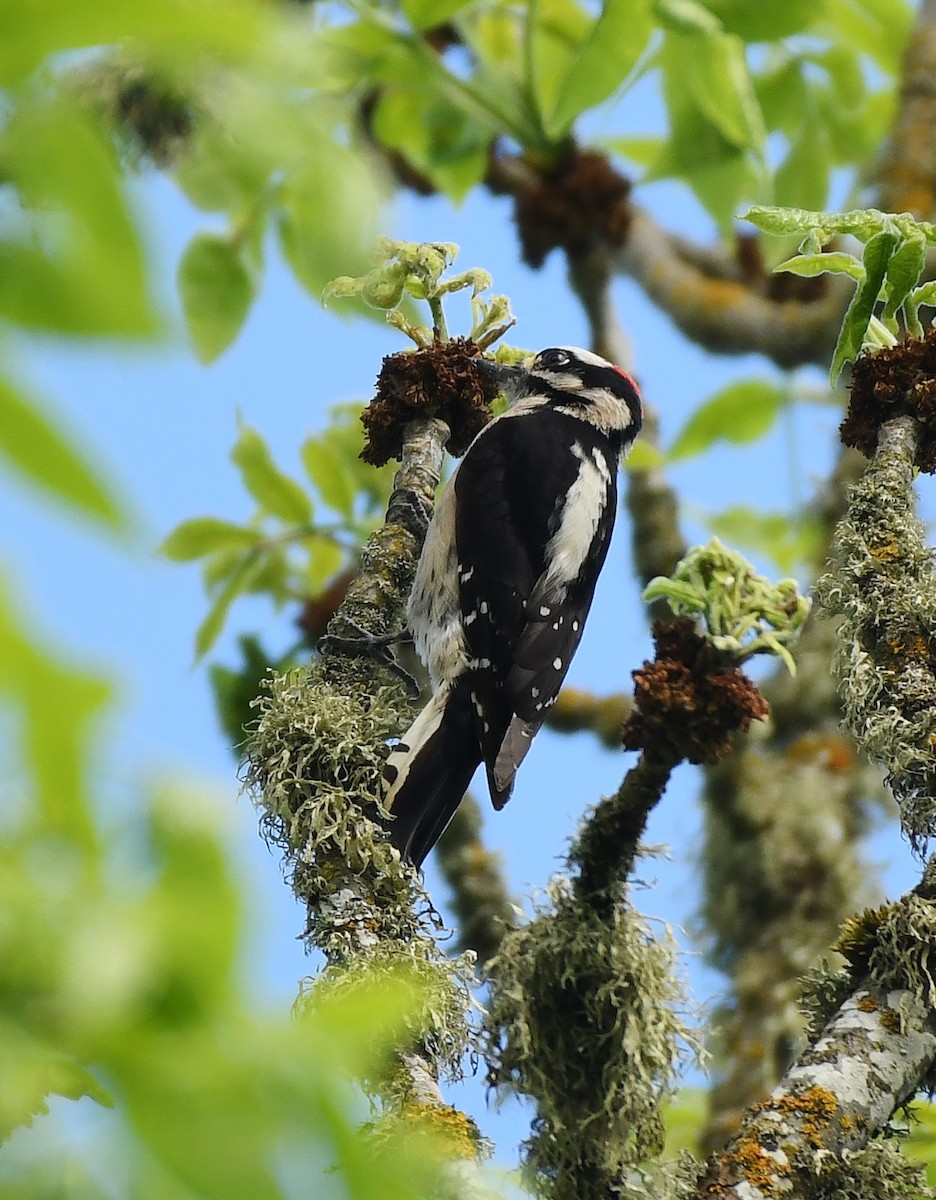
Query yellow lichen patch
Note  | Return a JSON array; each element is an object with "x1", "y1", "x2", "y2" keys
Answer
[
  {"x1": 772, "y1": 1086, "x2": 838, "y2": 1149},
  {"x1": 399, "y1": 1100, "x2": 481, "y2": 1160},
  {"x1": 880, "y1": 1007, "x2": 902, "y2": 1033},
  {"x1": 729, "y1": 1137, "x2": 790, "y2": 1190},
  {"x1": 868, "y1": 539, "x2": 901, "y2": 563},
  {"x1": 857, "y1": 995, "x2": 878, "y2": 1013},
  {"x1": 785, "y1": 732, "x2": 855, "y2": 774}
]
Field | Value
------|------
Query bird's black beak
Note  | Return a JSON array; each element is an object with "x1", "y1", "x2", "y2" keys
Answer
[{"x1": 476, "y1": 357, "x2": 528, "y2": 394}]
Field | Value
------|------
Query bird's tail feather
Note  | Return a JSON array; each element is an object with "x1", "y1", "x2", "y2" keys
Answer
[{"x1": 381, "y1": 679, "x2": 480, "y2": 866}]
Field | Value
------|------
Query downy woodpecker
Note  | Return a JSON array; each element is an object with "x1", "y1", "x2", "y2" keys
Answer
[{"x1": 382, "y1": 346, "x2": 642, "y2": 865}]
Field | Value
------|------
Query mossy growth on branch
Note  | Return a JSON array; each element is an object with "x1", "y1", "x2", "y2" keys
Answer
[
  {"x1": 301, "y1": 945, "x2": 477, "y2": 1097},
  {"x1": 809, "y1": 1139, "x2": 933, "y2": 1200},
  {"x1": 484, "y1": 872, "x2": 697, "y2": 1200},
  {"x1": 247, "y1": 663, "x2": 478, "y2": 1090},
  {"x1": 245, "y1": 664, "x2": 416, "y2": 942},
  {"x1": 816, "y1": 415, "x2": 936, "y2": 849}
]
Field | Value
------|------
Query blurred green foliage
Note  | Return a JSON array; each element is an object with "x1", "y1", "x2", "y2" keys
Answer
[{"x1": 0, "y1": 578, "x2": 460, "y2": 1198}]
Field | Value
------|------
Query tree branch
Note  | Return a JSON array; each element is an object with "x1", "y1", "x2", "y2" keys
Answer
[{"x1": 695, "y1": 878, "x2": 936, "y2": 1199}]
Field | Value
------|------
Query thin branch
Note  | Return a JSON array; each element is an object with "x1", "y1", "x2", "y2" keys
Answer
[
  {"x1": 565, "y1": 241, "x2": 687, "y2": 611},
  {"x1": 613, "y1": 207, "x2": 852, "y2": 369},
  {"x1": 435, "y1": 795, "x2": 517, "y2": 969},
  {"x1": 877, "y1": 0, "x2": 936, "y2": 215}
]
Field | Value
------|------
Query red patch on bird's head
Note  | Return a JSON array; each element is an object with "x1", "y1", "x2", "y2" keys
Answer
[{"x1": 612, "y1": 364, "x2": 642, "y2": 414}]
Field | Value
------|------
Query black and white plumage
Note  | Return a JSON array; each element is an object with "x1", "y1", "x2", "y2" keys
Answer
[{"x1": 382, "y1": 346, "x2": 643, "y2": 866}]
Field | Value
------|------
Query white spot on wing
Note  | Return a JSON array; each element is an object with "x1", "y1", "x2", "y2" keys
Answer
[{"x1": 553, "y1": 657, "x2": 562, "y2": 670}]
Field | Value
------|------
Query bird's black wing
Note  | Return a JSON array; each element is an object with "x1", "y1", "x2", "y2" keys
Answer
[{"x1": 454, "y1": 411, "x2": 617, "y2": 804}]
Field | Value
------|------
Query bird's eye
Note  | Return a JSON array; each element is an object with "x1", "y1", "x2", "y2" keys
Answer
[{"x1": 537, "y1": 348, "x2": 572, "y2": 370}]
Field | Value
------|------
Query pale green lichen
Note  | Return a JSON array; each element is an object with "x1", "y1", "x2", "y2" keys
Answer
[
  {"x1": 816, "y1": 416, "x2": 936, "y2": 850},
  {"x1": 809, "y1": 1138, "x2": 934, "y2": 1199},
  {"x1": 248, "y1": 662, "x2": 479, "y2": 1089},
  {"x1": 866, "y1": 893, "x2": 936, "y2": 1012},
  {"x1": 799, "y1": 959, "x2": 855, "y2": 1043},
  {"x1": 484, "y1": 873, "x2": 696, "y2": 1200},
  {"x1": 300, "y1": 943, "x2": 477, "y2": 1090},
  {"x1": 245, "y1": 664, "x2": 418, "y2": 936}
]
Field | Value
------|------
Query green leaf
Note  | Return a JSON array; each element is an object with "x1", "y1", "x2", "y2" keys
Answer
[
  {"x1": 676, "y1": 30, "x2": 765, "y2": 153},
  {"x1": 401, "y1": 0, "x2": 474, "y2": 30},
  {"x1": 705, "y1": 0, "x2": 822, "y2": 40},
  {"x1": 755, "y1": 59, "x2": 808, "y2": 134},
  {"x1": 0, "y1": 373, "x2": 127, "y2": 532},
  {"x1": 173, "y1": 121, "x2": 272, "y2": 214},
  {"x1": 829, "y1": 229, "x2": 900, "y2": 384},
  {"x1": 821, "y1": 0, "x2": 912, "y2": 75},
  {"x1": 178, "y1": 234, "x2": 256, "y2": 363},
  {"x1": 195, "y1": 550, "x2": 263, "y2": 659},
  {"x1": 301, "y1": 436, "x2": 357, "y2": 519},
  {"x1": 806, "y1": 44, "x2": 866, "y2": 108},
  {"x1": 883, "y1": 232, "x2": 927, "y2": 321},
  {"x1": 0, "y1": 0, "x2": 269, "y2": 86},
  {"x1": 742, "y1": 205, "x2": 900, "y2": 242},
  {"x1": 161, "y1": 517, "x2": 259, "y2": 562},
  {"x1": 655, "y1": 34, "x2": 762, "y2": 228},
  {"x1": 304, "y1": 536, "x2": 348, "y2": 595},
  {"x1": 231, "y1": 425, "x2": 312, "y2": 524},
  {"x1": 668, "y1": 379, "x2": 786, "y2": 461},
  {"x1": 0, "y1": 1038, "x2": 113, "y2": 1146},
  {"x1": 369, "y1": 87, "x2": 490, "y2": 203},
  {"x1": 603, "y1": 135, "x2": 662, "y2": 167},
  {"x1": 773, "y1": 252, "x2": 864, "y2": 280},
  {"x1": 0, "y1": 103, "x2": 157, "y2": 337},
  {"x1": 275, "y1": 135, "x2": 380, "y2": 300},
  {"x1": 704, "y1": 507, "x2": 823, "y2": 573},
  {"x1": 547, "y1": 0, "x2": 654, "y2": 136},
  {"x1": 0, "y1": 580, "x2": 110, "y2": 847},
  {"x1": 653, "y1": 0, "x2": 722, "y2": 35},
  {"x1": 525, "y1": 0, "x2": 592, "y2": 138}
]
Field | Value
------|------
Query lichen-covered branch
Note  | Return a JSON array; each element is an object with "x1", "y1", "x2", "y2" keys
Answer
[
  {"x1": 485, "y1": 567, "x2": 796, "y2": 1200},
  {"x1": 697, "y1": 0, "x2": 936, "y2": 1133},
  {"x1": 435, "y1": 795, "x2": 516, "y2": 969},
  {"x1": 817, "y1": 413, "x2": 936, "y2": 848},
  {"x1": 247, "y1": 395, "x2": 486, "y2": 1171},
  {"x1": 695, "y1": 875, "x2": 936, "y2": 1200},
  {"x1": 615, "y1": 207, "x2": 853, "y2": 370},
  {"x1": 878, "y1": 0, "x2": 936, "y2": 216},
  {"x1": 570, "y1": 750, "x2": 681, "y2": 911}
]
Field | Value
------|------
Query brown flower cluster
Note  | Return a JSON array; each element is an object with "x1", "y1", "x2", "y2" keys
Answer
[
  {"x1": 842, "y1": 330, "x2": 936, "y2": 472},
  {"x1": 360, "y1": 338, "x2": 497, "y2": 466},
  {"x1": 621, "y1": 620, "x2": 769, "y2": 765},
  {"x1": 514, "y1": 144, "x2": 632, "y2": 269}
]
